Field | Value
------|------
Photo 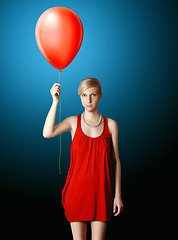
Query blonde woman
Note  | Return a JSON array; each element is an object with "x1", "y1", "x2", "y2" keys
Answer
[{"x1": 43, "y1": 77, "x2": 123, "y2": 240}]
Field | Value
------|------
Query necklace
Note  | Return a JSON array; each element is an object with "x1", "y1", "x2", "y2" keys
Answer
[{"x1": 82, "y1": 112, "x2": 102, "y2": 127}]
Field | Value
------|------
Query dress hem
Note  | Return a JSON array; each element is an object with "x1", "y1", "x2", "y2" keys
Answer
[{"x1": 66, "y1": 217, "x2": 112, "y2": 223}]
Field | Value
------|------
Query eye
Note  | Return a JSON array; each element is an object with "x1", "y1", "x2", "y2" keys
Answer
[
  {"x1": 82, "y1": 93, "x2": 86, "y2": 97},
  {"x1": 92, "y1": 93, "x2": 96, "y2": 96}
]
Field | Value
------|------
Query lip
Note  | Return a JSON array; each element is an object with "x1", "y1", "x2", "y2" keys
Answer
[{"x1": 87, "y1": 105, "x2": 92, "y2": 107}]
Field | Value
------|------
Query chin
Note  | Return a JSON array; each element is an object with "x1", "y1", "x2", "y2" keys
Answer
[{"x1": 85, "y1": 107, "x2": 96, "y2": 111}]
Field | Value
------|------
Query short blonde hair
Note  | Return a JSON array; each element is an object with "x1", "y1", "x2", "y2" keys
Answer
[{"x1": 78, "y1": 77, "x2": 102, "y2": 96}]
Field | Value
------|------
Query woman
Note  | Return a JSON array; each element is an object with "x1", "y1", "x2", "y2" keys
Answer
[{"x1": 43, "y1": 77, "x2": 123, "y2": 240}]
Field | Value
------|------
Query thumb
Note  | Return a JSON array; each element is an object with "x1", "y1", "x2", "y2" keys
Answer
[{"x1": 113, "y1": 202, "x2": 116, "y2": 213}]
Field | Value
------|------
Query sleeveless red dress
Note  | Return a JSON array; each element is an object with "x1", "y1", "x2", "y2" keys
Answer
[{"x1": 61, "y1": 113, "x2": 115, "y2": 222}]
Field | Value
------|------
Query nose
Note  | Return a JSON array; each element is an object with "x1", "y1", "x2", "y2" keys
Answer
[{"x1": 87, "y1": 95, "x2": 92, "y2": 103}]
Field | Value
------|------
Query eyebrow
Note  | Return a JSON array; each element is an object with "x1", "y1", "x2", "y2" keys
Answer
[{"x1": 82, "y1": 92, "x2": 97, "y2": 95}]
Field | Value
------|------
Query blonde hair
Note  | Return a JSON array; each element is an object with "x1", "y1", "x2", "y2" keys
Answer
[{"x1": 78, "y1": 77, "x2": 102, "y2": 96}]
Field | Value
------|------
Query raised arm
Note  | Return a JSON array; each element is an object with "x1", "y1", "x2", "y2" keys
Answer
[{"x1": 43, "y1": 82, "x2": 72, "y2": 138}]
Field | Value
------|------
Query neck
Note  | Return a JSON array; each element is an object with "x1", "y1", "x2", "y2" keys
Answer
[{"x1": 83, "y1": 109, "x2": 100, "y2": 122}]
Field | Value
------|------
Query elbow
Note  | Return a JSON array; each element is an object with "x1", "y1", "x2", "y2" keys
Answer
[
  {"x1": 43, "y1": 133, "x2": 47, "y2": 138},
  {"x1": 114, "y1": 157, "x2": 121, "y2": 166},
  {"x1": 43, "y1": 132, "x2": 50, "y2": 138},
  {"x1": 43, "y1": 127, "x2": 51, "y2": 138}
]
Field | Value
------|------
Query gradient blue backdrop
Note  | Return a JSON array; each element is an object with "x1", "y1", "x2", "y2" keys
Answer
[
  {"x1": 0, "y1": 0, "x2": 177, "y2": 238},
  {"x1": 0, "y1": 0, "x2": 177, "y2": 192}
]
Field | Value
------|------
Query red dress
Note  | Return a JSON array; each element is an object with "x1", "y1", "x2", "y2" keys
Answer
[{"x1": 61, "y1": 113, "x2": 115, "y2": 222}]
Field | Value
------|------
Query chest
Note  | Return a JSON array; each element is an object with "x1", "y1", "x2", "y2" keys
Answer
[
  {"x1": 71, "y1": 116, "x2": 112, "y2": 141},
  {"x1": 81, "y1": 117, "x2": 104, "y2": 138}
]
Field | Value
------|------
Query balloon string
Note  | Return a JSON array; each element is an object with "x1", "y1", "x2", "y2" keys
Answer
[{"x1": 59, "y1": 69, "x2": 62, "y2": 175}]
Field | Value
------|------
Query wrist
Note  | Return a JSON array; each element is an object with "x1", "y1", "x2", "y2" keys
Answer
[
  {"x1": 114, "y1": 192, "x2": 122, "y2": 199},
  {"x1": 52, "y1": 100, "x2": 59, "y2": 105}
]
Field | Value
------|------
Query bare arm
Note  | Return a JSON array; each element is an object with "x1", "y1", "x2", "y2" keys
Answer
[
  {"x1": 110, "y1": 119, "x2": 124, "y2": 216},
  {"x1": 43, "y1": 82, "x2": 72, "y2": 138}
]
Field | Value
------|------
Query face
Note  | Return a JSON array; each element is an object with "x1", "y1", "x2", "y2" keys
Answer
[{"x1": 80, "y1": 86, "x2": 102, "y2": 111}]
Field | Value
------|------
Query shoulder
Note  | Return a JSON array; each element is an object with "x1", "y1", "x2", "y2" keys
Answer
[
  {"x1": 107, "y1": 117, "x2": 118, "y2": 129},
  {"x1": 106, "y1": 117, "x2": 118, "y2": 136},
  {"x1": 66, "y1": 115, "x2": 78, "y2": 123},
  {"x1": 66, "y1": 115, "x2": 78, "y2": 129}
]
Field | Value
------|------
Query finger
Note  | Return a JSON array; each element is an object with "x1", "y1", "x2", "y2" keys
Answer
[
  {"x1": 51, "y1": 88, "x2": 61, "y2": 93},
  {"x1": 51, "y1": 90, "x2": 60, "y2": 96},
  {"x1": 115, "y1": 206, "x2": 123, "y2": 216},
  {"x1": 52, "y1": 86, "x2": 61, "y2": 90},
  {"x1": 51, "y1": 88, "x2": 60, "y2": 92},
  {"x1": 114, "y1": 206, "x2": 119, "y2": 216},
  {"x1": 113, "y1": 203, "x2": 116, "y2": 214},
  {"x1": 114, "y1": 209, "x2": 120, "y2": 216}
]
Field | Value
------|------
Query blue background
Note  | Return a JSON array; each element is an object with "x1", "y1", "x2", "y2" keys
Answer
[{"x1": 0, "y1": 0, "x2": 177, "y2": 239}]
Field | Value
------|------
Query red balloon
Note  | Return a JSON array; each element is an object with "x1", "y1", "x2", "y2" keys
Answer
[{"x1": 35, "y1": 7, "x2": 84, "y2": 70}]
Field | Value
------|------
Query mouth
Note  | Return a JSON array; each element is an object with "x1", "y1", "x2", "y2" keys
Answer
[{"x1": 87, "y1": 105, "x2": 92, "y2": 108}]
